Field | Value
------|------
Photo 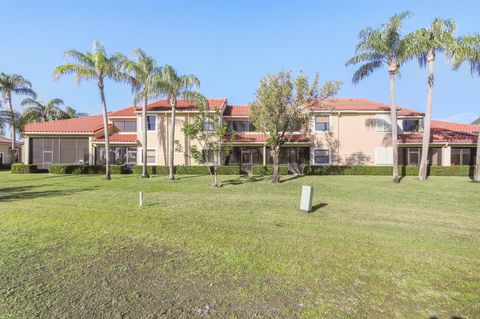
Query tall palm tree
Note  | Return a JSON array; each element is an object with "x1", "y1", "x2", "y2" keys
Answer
[
  {"x1": 63, "y1": 106, "x2": 88, "y2": 119},
  {"x1": 346, "y1": 12, "x2": 411, "y2": 183},
  {"x1": 0, "y1": 73, "x2": 36, "y2": 163},
  {"x1": 54, "y1": 41, "x2": 129, "y2": 180},
  {"x1": 153, "y1": 65, "x2": 204, "y2": 180},
  {"x1": 123, "y1": 48, "x2": 162, "y2": 178},
  {"x1": 451, "y1": 34, "x2": 480, "y2": 182},
  {"x1": 408, "y1": 19, "x2": 457, "y2": 181},
  {"x1": 21, "y1": 98, "x2": 65, "y2": 122}
]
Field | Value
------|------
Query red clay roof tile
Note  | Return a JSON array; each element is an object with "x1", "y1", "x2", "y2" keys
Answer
[
  {"x1": 399, "y1": 120, "x2": 479, "y2": 144},
  {"x1": 23, "y1": 115, "x2": 104, "y2": 133},
  {"x1": 223, "y1": 105, "x2": 250, "y2": 117},
  {"x1": 92, "y1": 134, "x2": 138, "y2": 143},
  {"x1": 0, "y1": 136, "x2": 23, "y2": 145}
]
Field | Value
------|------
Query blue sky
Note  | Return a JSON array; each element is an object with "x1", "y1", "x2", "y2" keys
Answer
[{"x1": 1, "y1": 0, "x2": 479, "y2": 123}]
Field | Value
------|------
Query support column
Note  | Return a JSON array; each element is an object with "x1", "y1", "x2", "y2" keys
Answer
[
  {"x1": 442, "y1": 145, "x2": 451, "y2": 166},
  {"x1": 23, "y1": 137, "x2": 30, "y2": 164},
  {"x1": 263, "y1": 145, "x2": 267, "y2": 165},
  {"x1": 88, "y1": 137, "x2": 94, "y2": 165}
]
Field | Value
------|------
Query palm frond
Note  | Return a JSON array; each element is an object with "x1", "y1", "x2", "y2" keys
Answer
[{"x1": 352, "y1": 61, "x2": 383, "y2": 84}]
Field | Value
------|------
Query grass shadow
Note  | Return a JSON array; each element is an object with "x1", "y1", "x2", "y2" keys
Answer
[
  {"x1": 222, "y1": 175, "x2": 268, "y2": 186},
  {"x1": 0, "y1": 185, "x2": 97, "y2": 202},
  {"x1": 279, "y1": 175, "x2": 304, "y2": 183}
]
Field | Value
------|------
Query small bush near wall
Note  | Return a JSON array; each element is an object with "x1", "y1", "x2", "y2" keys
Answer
[
  {"x1": 132, "y1": 165, "x2": 242, "y2": 175},
  {"x1": 252, "y1": 165, "x2": 289, "y2": 176},
  {"x1": 49, "y1": 164, "x2": 126, "y2": 174},
  {"x1": 302, "y1": 165, "x2": 473, "y2": 177},
  {"x1": 11, "y1": 163, "x2": 38, "y2": 174},
  {"x1": 0, "y1": 164, "x2": 12, "y2": 170},
  {"x1": 133, "y1": 165, "x2": 169, "y2": 175}
]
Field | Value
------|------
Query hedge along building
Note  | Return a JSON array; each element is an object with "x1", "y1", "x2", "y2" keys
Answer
[{"x1": 21, "y1": 97, "x2": 479, "y2": 172}]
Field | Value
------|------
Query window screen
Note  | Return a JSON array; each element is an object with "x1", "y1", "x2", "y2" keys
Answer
[
  {"x1": 315, "y1": 116, "x2": 330, "y2": 131},
  {"x1": 314, "y1": 149, "x2": 330, "y2": 164}
]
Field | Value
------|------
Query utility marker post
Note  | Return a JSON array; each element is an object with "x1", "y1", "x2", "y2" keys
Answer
[
  {"x1": 300, "y1": 185, "x2": 313, "y2": 213},
  {"x1": 139, "y1": 191, "x2": 143, "y2": 207}
]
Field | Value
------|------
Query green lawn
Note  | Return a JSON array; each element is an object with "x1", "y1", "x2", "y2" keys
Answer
[{"x1": 0, "y1": 171, "x2": 479, "y2": 319}]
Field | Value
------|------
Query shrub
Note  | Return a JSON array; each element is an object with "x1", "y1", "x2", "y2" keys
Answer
[
  {"x1": 11, "y1": 163, "x2": 38, "y2": 174},
  {"x1": 0, "y1": 164, "x2": 12, "y2": 171},
  {"x1": 216, "y1": 165, "x2": 242, "y2": 175},
  {"x1": 49, "y1": 164, "x2": 126, "y2": 174},
  {"x1": 302, "y1": 165, "x2": 473, "y2": 176},
  {"x1": 252, "y1": 165, "x2": 289, "y2": 176},
  {"x1": 133, "y1": 165, "x2": 169, "y2": 175}
]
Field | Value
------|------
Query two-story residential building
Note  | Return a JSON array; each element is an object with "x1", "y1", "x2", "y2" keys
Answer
[{"x1": 21, "y1": 97, "x2": 479, "y2": 173}]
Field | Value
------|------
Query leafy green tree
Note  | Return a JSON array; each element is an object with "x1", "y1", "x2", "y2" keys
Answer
[
  {"x1": 451, "y1": 34, "x2": 480, "y2": 182},
  {"x1": 21, "y1": 98, "x2": 65, "y2": 122},
  {"x1": 123, "y1": 48, "x2": 162, "y2": 178},
  {"x1": 181, "y1": 101, "x2": 233, "y2": 187},
  {"x1": 346, "y1": 12, "x2": 411, "y2": 183},
  {"x1": 250, "y1": 70, "x2": 341, "y2": 183},
  {"x1": 153, "y1": 65, "x2": 204, "y2": 180},
  {"x1": 62, "y1": 106, "x2": 88, "y2": 119},
  {"x1": 54, "y1": 41, "x2": 129, "y2": 180},
  {"x1": 0, "y1": 73, "x2": 36, "y2": 162},
  {"x1": 408, "y1": 19, "x2": 457, "y2": 181}
]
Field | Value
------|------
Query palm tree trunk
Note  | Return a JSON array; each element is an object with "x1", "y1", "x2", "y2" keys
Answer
[
  {"x1": 98, "y1": 80, "x2": 111, "y2": 180},
  {"x1": 474, "y1": 133, "x2": 480, "y2": 182},
  {"x1": 419, "y1": 50, "x2": 435, "y2": 181},
  {"x1": 271, "y1": 145, "x2": 281, "y2": 184},
  {"x1": 141, "y1": 96, "x2": 149, "y2": 178},
  {"x1": 6, "y1": 93, "x2": 16, "y2": 163},
  {"x1": 389, "y1": 69, "x2": 399, "y2": 183},
  {"x1": 168, "y1": 97, "x2": 176, "y2": 180}
]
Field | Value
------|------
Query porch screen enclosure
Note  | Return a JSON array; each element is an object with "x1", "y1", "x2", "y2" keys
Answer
[{"x1": 31, "y1": 138, "x2": 89, "y2": 169}]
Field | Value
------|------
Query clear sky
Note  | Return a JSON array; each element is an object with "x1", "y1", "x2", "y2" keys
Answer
[{"x1": 1, "y1": 0, "x2": 479, "y2": 123}]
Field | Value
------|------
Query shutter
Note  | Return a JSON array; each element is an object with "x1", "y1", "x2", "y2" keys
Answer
[{"x1": 375, "y1": 147, "x2": 393, "y2": 165}]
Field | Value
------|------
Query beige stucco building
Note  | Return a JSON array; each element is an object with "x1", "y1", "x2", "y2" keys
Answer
[{"x1": 21, "y1": 97, "x2": 479, "y2": 173}]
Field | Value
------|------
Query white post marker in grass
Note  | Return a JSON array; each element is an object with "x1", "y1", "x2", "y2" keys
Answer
[
  {"x1": 300, "y1": 185, "x2": 314, "y2": 213},
  {"x1": 139, "y1": 191, "x2": 143, "y2": 207}
]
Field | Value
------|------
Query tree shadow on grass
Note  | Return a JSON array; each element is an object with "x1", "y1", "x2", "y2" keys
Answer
[
  {"x1": 429, "y1": 316, "x2": 465, "y2": 319},
  {"x1": 222, "y1": 175, "x2": 268, "y2": 186},
  {"x1": 279, "y1": 175, "x2": 304, "y2": 183},
  {"x1": 0, "y1": 185, "x2": 97, "y2": 202}
]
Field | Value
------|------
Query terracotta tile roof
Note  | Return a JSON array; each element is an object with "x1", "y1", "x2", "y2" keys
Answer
[
  {"x1": 23, "y1": 115, "x2": 104, "y2": 133},
  {"x1": 138, "y1": 98, "x2": 227, "y2": 112},
  {"x1": 399, "y1": 120, "x2": 479, "y2": 144},
  {"x1": 227, "y1": 132, "x2": 311, "y2": 143},
  {"x1": 92, "y1": 133, "x2": 138, "y2": 143},
  {"x1": 0, "y1": 136, "x2": 23, "y2": 145},
  {"x1": 109, "y1": 106, "x2": 136, "y2": 117},
  {"x1": 223, "y1": 105, "x2": 250, "y2": 117},
  {"x1": 309, "y1": 98, "x2": 423, "y2": 116},
  {"x1": 431, "y1": 120, "x2": 479, "y2": 133}
]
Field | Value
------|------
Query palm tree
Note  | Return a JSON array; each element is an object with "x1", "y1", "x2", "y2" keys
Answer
[
  {"x1": 451, "y1": 34, "x2": 480, "y2": 182},
  {"x1": 21, "y1": 98, "x2": 65, "y2": 122},
  {"x1": 473, "y1": 117, "x2": 480, "y2": 125},
  {"x1": 0, "y1": 73, "x2": 36, "y2": 163},
  {"x1": 123, "y1": 49, "x2": 162, "y2": 178},
  {"x1": 408, "y1": 19, "x2": 457, "y2": 181},
  {"x1": 153, "y1": 65, "x2": 204, "y2": 180},
  {"x1": 63, "y1": 106, "x2": 88, "y2": 119},
  {"x1": 346, "y1": 12, "x2": 411, "y2": 183},
  {"x1": 54, "y1": 41, "x2": 129, "y2": 180}
]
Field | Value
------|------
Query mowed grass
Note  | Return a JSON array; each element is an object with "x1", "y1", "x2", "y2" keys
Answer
[{"x1": 0, "y1": 171, "x2": 479, "y2": 319}]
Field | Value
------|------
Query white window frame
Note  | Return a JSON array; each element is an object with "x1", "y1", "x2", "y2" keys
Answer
[
  {"x1": 312, "y1": 147, "x2": 331, "y2": 166},
  {"x1": 313, "y1": 114, "x2": 331, "y2": 133},
  {"x1": 139, "y1": 148, "x2": 157, "y2": 165}
]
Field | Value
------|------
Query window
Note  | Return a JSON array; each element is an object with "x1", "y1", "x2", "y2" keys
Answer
[
  {"x1": 140, "y1": 149, "x2": 157, "y2": 164},
  {"x1": 202, "y1": 120, "x2": 215, "y2": 132},
  {"x1": 375, "y1": 114, "x2": 391, "y2": 132},
  {"x1": 451, "y1": 148, "x2": 474, "y2": 166},
  {"x1": 114, "y1": 121, "x2": 137, "y2": 132},
  {"x1": 126, "y1": 147, "x2": 137, "y2": 164},
  {"x1": 403, "y1": 119, "x2": 420, "y2": 132},
  {"x1": 147, "y1": 115, "x2": 156, "y2": 131},
  {"x1": 407, "y1": 148, "x2": 420, "y2": 165},
  {"x1": 227, "y1": 121, "x2": 251, "y2": 132},
  {"x1": 314, "y1": 148, "x2": 330, "y2": 165},
  {"x1": 315, "y1": 115, "x2": 330, "y2": 132}
]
